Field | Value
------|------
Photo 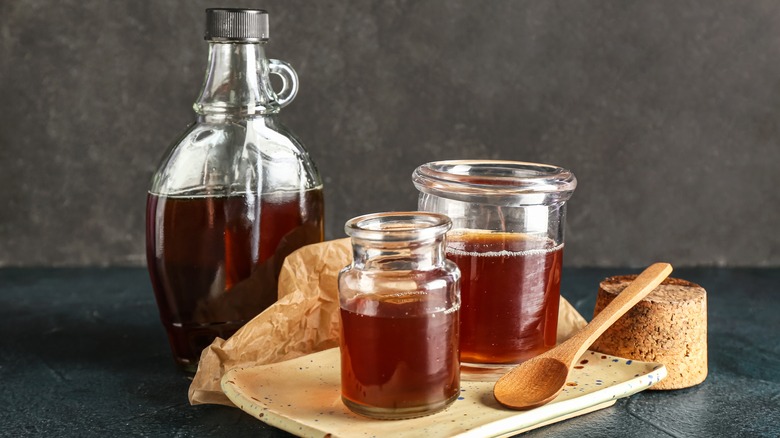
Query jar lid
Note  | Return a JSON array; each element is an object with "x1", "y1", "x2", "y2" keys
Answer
[
  {"x1": 412, "y1": 160, "x2": 577, "y2": 206},
  {"x1": 205, "y1": 8, "x2": 269, "y2": 42},
  {"x1": 345, "y1": 212, "x2": 452, "y2": 243}
]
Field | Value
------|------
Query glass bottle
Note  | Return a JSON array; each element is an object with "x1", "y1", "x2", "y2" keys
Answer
[
  {"x1": 146, "y1": 8, "x2": 324, "y2": 372},
  {"x1": 413, "y1": 160, "x2": 576, "y2": 372},
  {"x1": 338, "y1": 212, "x2": 461, "y2": 419}
]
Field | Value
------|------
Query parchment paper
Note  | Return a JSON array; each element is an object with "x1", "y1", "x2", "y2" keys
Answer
[{"x1": 188, "y1": 238, "x2": 587, "y2": 407}]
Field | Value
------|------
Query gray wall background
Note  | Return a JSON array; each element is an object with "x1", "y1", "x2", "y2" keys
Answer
[{"x1": 1, "y1": 1, "x2": 778, "y2": 268}]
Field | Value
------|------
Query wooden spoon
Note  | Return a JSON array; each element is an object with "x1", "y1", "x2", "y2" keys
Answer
[{"x1": 493, "y1": 262, "x2": 673, "y2": 410}]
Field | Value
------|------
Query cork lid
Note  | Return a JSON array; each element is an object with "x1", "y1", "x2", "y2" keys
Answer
[{"x1": 600, "y1": 276, "x2": 706, "y2": 304}]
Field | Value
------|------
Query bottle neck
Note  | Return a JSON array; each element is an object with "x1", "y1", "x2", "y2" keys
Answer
[
  {"x1": 194, "y1": 41, "x2": 279, "y2": 117},
  {"x1": 351, "y1": 237, "x2": 448, "y2": 271}
]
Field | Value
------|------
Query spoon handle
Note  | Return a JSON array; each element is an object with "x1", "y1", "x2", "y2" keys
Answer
[{"x1": 557, "y1": 263, "x2": 673, "y2": 367}]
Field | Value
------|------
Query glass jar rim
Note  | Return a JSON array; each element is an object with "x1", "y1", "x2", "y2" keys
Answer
[
  {"x1": 412, "y1": 160, "x2": 577, "y2": 205},
  {"x1": 344, "y1": 211, "x2": 452, "y2": 242}
]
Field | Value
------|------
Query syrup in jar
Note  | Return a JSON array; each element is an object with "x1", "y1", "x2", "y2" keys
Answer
[
  {"x1": 446, "y1": 230, "x2": 562, "y2": 364},
  {"x1": 338, "y1": 212, "x2": 461, "y2": 419},
  {"x1": 414, "y1": 160, "x2": 576, "y2": 371}
]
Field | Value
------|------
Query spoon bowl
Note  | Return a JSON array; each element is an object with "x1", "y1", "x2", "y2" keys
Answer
[
  {"x1": 493, "y1": 263, "x2": 673, "y2": 410},
  {"x1": 493, "y1": 356, "x2": 569, "y2": 410}
]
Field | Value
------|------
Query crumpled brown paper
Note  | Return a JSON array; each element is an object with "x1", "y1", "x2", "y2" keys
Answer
[{"x1": 188, "y1": 238, "x2": 587, "y2": 407}]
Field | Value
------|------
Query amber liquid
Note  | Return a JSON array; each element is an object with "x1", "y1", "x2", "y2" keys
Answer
[
  {"x1": 146, "y1": 188, "x2": 324, "y2": 371},
  {"x1": 339, "y1": 294, "x2": 460, "y2": 419},
  {"x1": 446, "y1": 230, "x2": 562, "y2": 365}
]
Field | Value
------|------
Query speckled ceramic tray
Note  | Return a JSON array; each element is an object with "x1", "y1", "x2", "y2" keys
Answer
[{"x1": 221, "y1": 348, "x2": 666, "y2": 438}]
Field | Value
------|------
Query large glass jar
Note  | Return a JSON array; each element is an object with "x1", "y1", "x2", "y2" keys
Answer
[
  {"x1": 413, "y1": 160, "x2": 576, "y2": 371},
  {"x1": 338, "y1": 212, "x2": 461, "y2": 419},
  {"x1": 146, "y1": 9, "x2": 324, "y2": 372}
]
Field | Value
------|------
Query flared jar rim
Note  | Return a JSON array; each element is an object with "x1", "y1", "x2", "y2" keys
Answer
[
  {"x1": 412, "y1": 160, "x2": 577, "y2": 206},
  {"x1": 344, "y1": 211, "x2": 452, "y2": 243}
]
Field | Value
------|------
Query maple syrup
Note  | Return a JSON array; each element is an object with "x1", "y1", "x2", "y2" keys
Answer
[
  {"x1": 338, "y1": 212, "x2": 460, "y2": 419},
  {"x1": 447, "y1": 230, "x2": 562, "y2": 365},
  {"x1": 414, "y1": 160, "x2": 576, "y2": 369},
  {"x1": 339, "y1": 293, "x2": 459, "y2": 418},
  {"x1": 146, "y1": 9, "x2": 324, "y2": 371},
  {"x1": 146, "y1": 188, "x2": 323, "y2": 370}
]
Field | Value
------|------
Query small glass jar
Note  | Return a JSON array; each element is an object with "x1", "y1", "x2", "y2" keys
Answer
[
  {"x1": 338, "y1": 212, "x2": 461, "y2": 420},
  {"x1": 413, "y1": 160, "x2": 576, "y2": 372}
]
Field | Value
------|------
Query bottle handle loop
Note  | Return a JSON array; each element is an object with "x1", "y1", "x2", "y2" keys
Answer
[{"x1": 268, "y1": 59, "x2": 299, "y2": 108}]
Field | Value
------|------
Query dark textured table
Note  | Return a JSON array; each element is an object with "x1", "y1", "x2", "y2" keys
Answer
[{"x1": 1, "y1": 268, "x2": 778, "y2": 437}]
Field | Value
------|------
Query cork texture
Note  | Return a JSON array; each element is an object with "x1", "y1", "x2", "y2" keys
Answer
[{"x1": 591, "y1": 276, "x2": 708, "y2": 390}]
